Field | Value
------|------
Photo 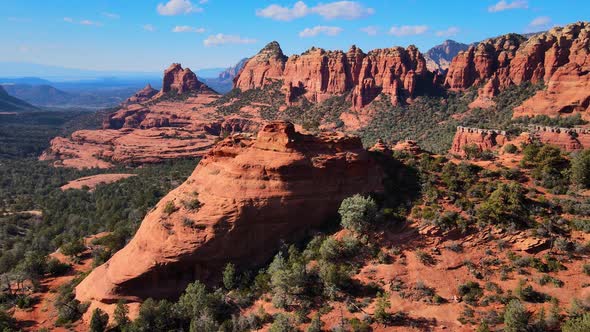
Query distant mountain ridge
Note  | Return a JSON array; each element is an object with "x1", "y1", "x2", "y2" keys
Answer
[
  {"x1": 424, "y1": 39, "x2": 471, "y2": 71},
  {"x1": 200, "y1": 58, "x2": 248, "y2": 94},
  {"x1": 0, "y1": 85, "x2": 37, "y2": 112}
]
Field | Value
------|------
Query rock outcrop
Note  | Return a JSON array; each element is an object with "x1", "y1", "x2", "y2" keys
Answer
[
  {"x1": 445, "y1": 34, "x2": 525, "y2": 91},
  {"x1": 156, "y1": 63, "x2": 216, "y2": 98},
  {"x1": 446, "y1": 22, "x2": 590, "y2": 118},
  {"x1": 122, "y1": 84, "x2": 158, "y2": 105},
  {"x1": 234, "y1": 41, "x2": 287, "y2": 91},
  {"x1": 449, "y1": 125, "x2": 590, "y2": 156},
  {"x1": 234, "y1": 42, "x2": 432, "y2": 109},
  {"x1": 76, "y1": 121, "x2": 383, "y2": 303},
  {"x1": 532, "y1": 126, "x2": 590, "y2": 151},
  {"x1": 450, "y1": 126, "x2": 508, "y2": 155}
]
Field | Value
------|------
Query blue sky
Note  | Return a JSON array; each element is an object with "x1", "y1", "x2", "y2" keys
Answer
[{"x1": 1, "y1": 0, "x2": 588, "y2": 73}]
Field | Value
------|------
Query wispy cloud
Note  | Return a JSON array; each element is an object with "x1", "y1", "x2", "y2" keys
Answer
[
  {"x1": 203, "y1": 34, "x2": 257, "y2": 47},
  {"x1": 102, "y1": 12, "x2": 120, "y2": 19},
  {"x1": 143, "y1": 24, "x2": 156, "y2": 32},
  {"x1": 257, "y1": 1, "x2": 374, "y2": 21},
  {"x1": 488, "y1": 0, "x2": 528, "y2": 12},
  {"x1": 436, "y1": 26, "x2": 460, "y2": 37},
  {"x1": 529, "y1": 16, "x2": 551, "y2": 27},
  {"x1": 299, "y1": 26, "x2": 343, "y2": 37},
  {"x1": 157, "y1": 0, "x2": 203, "y2": 16},
  {"x1": 64, "y1": 17, "x2": 102, "y2": 26},
  {"x1": 173, "y1": 25, "x2": 206, "y2": 33},
  {"x1": 526, "y1": 16, "x2": 553, "y2": 32},
  {"x1": 360, "y1": 26, "x2": 378, "y2": 36},
  {"x1": 389, "y1": 25, "x2": 428, "y2": 37},
  {"x1": 312, "y1": 1, "x2": 374, "y2": 19}
]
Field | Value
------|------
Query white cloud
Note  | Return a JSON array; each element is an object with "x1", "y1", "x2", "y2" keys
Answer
[
  {"x1": 299, "y1": 25, "x2": 343, "y2": 37},
  {"x1": 256, "y1": 1, "x2": 309, "y2": 21},
  {"x1": 203, "y1": 34, "x2": 257, "y2": 47},
  {"x1": 173, "y1": 25, "x2": 206, "y2": 33},
  {"x1": 312, "y1": 1, "x2": 374, "y2": 20},
  {"x1": 436, "y1": 26, "x2": 460, "y2": 37},
  {"x1": 80, "y1": 20, "x2": 101, "y2": 26},
  {"x1": 63, "y1": 17, "x2": 101, "y2": 26},
  {"x1": 529, "y1": 16, "x2": 551, "y2": 27},
  {"x1": 389, "y1": 25, "x2": 428, "y2": 37},
  {"x1": 143, "y1": 24, "x2": 156, "y2": 32},
  {"x1": 488, "y1": 0, "x2": 528, "y2": 12},
  {"x1": 360, "y1": 26, "x2": 378, "y2": 36},
  {"x1": 157, "y1": 0, "x2": 203, "y2": 16},
  {"x1": 102, "y1": 12, "x2": 120, "y2": 19},
  {"x1": 256, "y1": 1, "x2": 374, "y2": 21}
]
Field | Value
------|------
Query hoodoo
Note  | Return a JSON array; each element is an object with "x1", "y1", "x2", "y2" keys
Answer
[{"x1": 76, "y1": 121, "x2": 383, "y2": 303}]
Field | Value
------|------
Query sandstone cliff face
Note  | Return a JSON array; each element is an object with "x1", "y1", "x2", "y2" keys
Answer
[
  {"x1": 446, "y1": 22, "x2": 590, "y2": 119},
  {"x1": 234, "y1": 42, "x2": 431, "y2": 109},
  {"x1": 75, "y1": 122, "x2": 382, "y2": 303},
  {"x1": 450, "y1": 126, "x2": 508, "y2": 155},
  {"x1": 445, "y1": 34, "x2": 525, "y2": 91},
  {"x1": 234, "y1": 41, "x2": 287, "y2": 91}
]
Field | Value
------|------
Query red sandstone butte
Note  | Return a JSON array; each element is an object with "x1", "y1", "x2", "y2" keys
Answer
[
  {"x1": 234, "y1": 42, "x2": 431, "y2": 109},
  {"x1": 75, "y1": 121, "x2": 382, "y2": 304}
]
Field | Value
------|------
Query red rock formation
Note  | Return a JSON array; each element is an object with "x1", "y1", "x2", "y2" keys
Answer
[
  {"x1": 450, "y1": 126, "x2": 508, "y2": 155},
  {"x1": 532, "y1": 126, "x2": 590, "y2": 151},
  {"x1": 449, "y1": 125, "x2": 590, "y2": 156},
  {"x1": 393, "y1": 140, "x2": 423, "y2": 155},
  {"x1": 234, "y1": 42, "x2": 431, "y2": 109},
  {"x1": 446, "y1": 22, "x2": 589, "y2": 118},
  {"x1": 122, "y1": 84, "x2": 158, "y2": 106},
  {"x1": 514, "y1": 63, "x2": 590, "y2": 120},
  {"x1": 75, "y1": 121, "x2": 382, "y2": 303},
  {"x1": 234, "y1": 41, "x2": 287, "y2": 90},
  {"x1": 156, "y1": 63, "x2": 216, "y2": 98},
  {"x1": 445, "y1": 34, "x2": 525, "y2": 90}
]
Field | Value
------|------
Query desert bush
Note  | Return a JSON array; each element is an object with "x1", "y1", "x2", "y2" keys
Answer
[
  {"x1": 338, "y1": 195, "x2": 378, "y2": 234},
  {"x1": 504, "y1": 299, "x2": 529, "y2": 332}
]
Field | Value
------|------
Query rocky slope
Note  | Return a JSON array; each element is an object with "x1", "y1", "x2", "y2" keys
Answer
[
  {"x1": 234, "y1": 41, "x2": 432, "y2": 109},
  {"x1": 75, "y1": 121, "x2": 383, "y2": 303},
  {"x1": 446, "y1": 22, "x2": 590, "y2": 118},
  {"x1": 425, "y1": 39, "x2": 470, "y2": 71}
]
